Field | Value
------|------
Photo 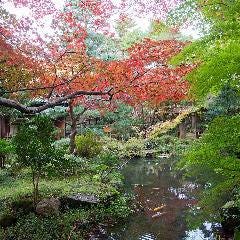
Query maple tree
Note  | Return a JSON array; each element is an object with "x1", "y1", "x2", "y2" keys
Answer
[
  {"x1": 0, "y1": 0, "x2": 115, "y2": 113},
  {"x1": 104, "y1": 38, "x2": 193, "y2": 106},
  {"x1": 0, "y1": 0, "x2": 194, "y2": 154}
]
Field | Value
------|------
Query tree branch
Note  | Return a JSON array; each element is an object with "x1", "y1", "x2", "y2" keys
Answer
[{"x1": 0, "y1": 89, "x2": 112, "y2": 114}]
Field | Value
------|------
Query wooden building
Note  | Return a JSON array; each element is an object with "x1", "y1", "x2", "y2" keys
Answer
[{"x1": 0, "y1": 116, "x2": 10, "y2": 138}]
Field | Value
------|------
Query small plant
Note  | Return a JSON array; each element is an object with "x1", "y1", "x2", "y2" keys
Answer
[
  {"x1": 0, "y1": 139, "x2": 13, "y2": 168},
  {"x1": 75, "y1": 132, "x2": 102, "y2": 158},
  {"x1": 102, "y1": 136, "x2": 146, "y2": 159},
  {"x1": 146, "y1": 134, "x2": 192, "y2": 155},
  {"x1": 123, "y1": 137, "x2": 146, "y2": 159},
  {"x1": 13, "y1": 116, "x2": 57, "y2": 206},
  {"x1": 53, "y1": 138, "x2": 70, "y2": 154}
]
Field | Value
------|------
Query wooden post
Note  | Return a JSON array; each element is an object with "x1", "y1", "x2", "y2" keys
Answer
[{"x1": 179, "y1": 120, "x2": 186, "y2": 139}]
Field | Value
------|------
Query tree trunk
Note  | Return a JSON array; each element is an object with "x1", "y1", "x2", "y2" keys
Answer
[
  {"x1": 0, "y1": 155, "x2": 5, "y2": 169},
  {"x1": 69, "y1": 101, "x2": 77, "y2": 154},
  {"x1": 179, "y1": 121, "x2": 186, "y2": 139},
  {"x1": 191, "y1": 113, "x2": 198, "y2": 138},
  {"x1": 32, "y1": 171, "x2": 39, "y2": 207}
]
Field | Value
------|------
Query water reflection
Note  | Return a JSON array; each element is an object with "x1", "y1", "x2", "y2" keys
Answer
[{"x1": 107, "y1": 158, "x2": 218, "y2": 240}]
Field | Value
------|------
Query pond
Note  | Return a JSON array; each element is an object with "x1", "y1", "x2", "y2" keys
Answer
[{"x1": 105, "y1": 157, "x2": 221, "y2": 240}]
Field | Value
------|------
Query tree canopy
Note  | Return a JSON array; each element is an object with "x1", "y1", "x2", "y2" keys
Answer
[{"x1": 0, "y1": 0, "x2": 194, "y2": 114}]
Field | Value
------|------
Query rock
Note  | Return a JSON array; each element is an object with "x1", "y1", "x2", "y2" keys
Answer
[
  {"x1": 221, "y1": 201, "x2": 240, "y2": 234},
  {"x1": 36, "y1": 197, "x2": 61, "y2": 216},
  {"x1": 61, "y1": 193, "x2": 100, "y2": 209},
  {"x1": 68, "y1": 193, "x2": 100, "y2": 203}
]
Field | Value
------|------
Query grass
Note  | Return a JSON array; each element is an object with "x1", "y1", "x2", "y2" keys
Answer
[
  {"x1": 0, "y1": 165, "x2": 131, "y2": 239},
  {"x1": 0, "y1": 168, "x2": 121, "y2": 204}
]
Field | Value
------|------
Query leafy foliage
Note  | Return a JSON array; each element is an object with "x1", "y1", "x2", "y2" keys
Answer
[
  {"x1": 0, "y1": 194, "x2": 131, "y2": 240},
  {"x1": 75, "y1": 132, "x2": 102, "y2": 158},
  {"x1": 98, "y1": 103, "x2": 140, "y2": 140},
  {"x1": 206, "y1": 85, "x2": 240, "y2": 119},
  {"x1": 13, "y1": 116, "x2": 59, "y2": 204},
  {"x1": 102, "y1": 137, "x2": 146, "y2": 159},
  {"x1": 146, "y1": 134, "x2": 192, "y2": 155},
  {"x1": 0, "y1": 139, "x2": 13, "y2": 157},
  {"x1": 0, "y1": 0, "x2": 191, "y2": 114},
  {"x1": 178, "y1": 115, "x2": 240, "y2": 220},
  {"x1": 171, "y1": 0, "x2": 240, "y2": 101},
  {"x1": 13, "y1": 116, "x2": 56, "y2": 170}
]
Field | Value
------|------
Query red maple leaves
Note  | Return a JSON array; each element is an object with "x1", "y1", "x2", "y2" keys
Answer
[
  {"x1": 105, "y1": 39, "x2": 194, "y2": 106},
  {"x1": 0, "y1": 0, "x2": 195, "y2": 113}
]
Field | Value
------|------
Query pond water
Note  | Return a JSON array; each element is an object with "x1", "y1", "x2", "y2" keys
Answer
[{"x1": 105, "y1": 157, "x2": 221, "y2": 240}]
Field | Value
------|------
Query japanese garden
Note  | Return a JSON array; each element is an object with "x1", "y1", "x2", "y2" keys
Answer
[{"x1": 0, "y1": 0, "x2": 239, "y2": 239}]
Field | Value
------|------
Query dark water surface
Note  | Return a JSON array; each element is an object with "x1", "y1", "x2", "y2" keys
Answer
[{"x1": 106, "y1": 157, "x2": 219, "y2": 240}]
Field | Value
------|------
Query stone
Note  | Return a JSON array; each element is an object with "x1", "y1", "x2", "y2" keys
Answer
[
  {"x1": 61, "y1": 193, "x2": 100, "y2": 209},
  {"x1": 221, "y1": 201, "x2": 240, "y2": 234},
  {"x1": 36, "y1": 197, "x2": 61, "y2": 216},
  {"x1": 67, "y1": 193, "x2": 100, "y2": 204}
]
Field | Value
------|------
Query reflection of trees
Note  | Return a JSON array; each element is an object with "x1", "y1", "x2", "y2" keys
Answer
[
  {"x1": 120, "y1": 159, "x2": 193, "y2": 239},
  {"x1": 111, "y1": 159, "x2": 215, "y2": 239}
]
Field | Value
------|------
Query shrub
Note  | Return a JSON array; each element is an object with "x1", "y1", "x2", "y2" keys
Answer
[
  {"x1": 178, "y1": 114, "x2": 240, "y2": 223},
  {"x1": 12, "y1": 116, "x2": 57, "y2": 205},
  {"x1": 102, "y1": 137, "x2": 124, "y2": 157},
  {"x1": 123, "y1": 137, "x2": 146, "y2": 159},
  {"x1": 47, "y1": 154, "x2": 85, "y2": 177},
  {"x1": 102, "y1": 137, "x2": 146, "y2": 159},
  {"x1": 0, "y1": 195, "x2": 132, "y2": 240},
  {"x1": 0, "y1": 139, "x2": 13, "y2": 168},
  {"x1": 75, "y1": 132, "x2": 102, "y2": 158},
  {"x1": 53, "y1": 138, "x2": 70, "y2": 154},
  {"x1": 0, "y1": 212, "x2": 85, "y2": 240},
  {"x1": 146, "y1": 134, "x2": 192, "y2": 155}
]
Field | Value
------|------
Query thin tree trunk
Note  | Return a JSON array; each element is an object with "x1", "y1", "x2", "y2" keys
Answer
[
  {"x1": 32, "y1": 170, "x2": 41, "y2": 207},
  {"x1": 35, "y1": 172, "x2": 40, "y2": 203},
  {"x1": 69, "y1": 101, "x2": 77, "y2": 154},
  {"x1": 32, "y1": 171, "x2": 37, "y2": 207},
  {"x1": 191, "y1": 113, "x2": 198, "y2": 138},
  {"x1": 69, "y1": 102, "x2": 87, "y2": 154},
  {"x1": 179, "y1": 121, "x2": 186, "y2": 139},
  {"x1": 0, "y1": 155, "x2": 5, "y2": 169}
]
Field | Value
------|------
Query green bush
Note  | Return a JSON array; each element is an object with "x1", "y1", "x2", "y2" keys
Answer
[
  {"x1": 0, "y1": 194, "x2": 132, "y2": 240},
  {"x1": 53, "y1": 138, "x2": 70, "y2": 154},
  {"x1": 0, "y1": 139, "x2": 14, "y2": 168},
  {"x1": 178, "y1": 114, "x2": 240, "y2": 223},
  {"x1": 123, "y1": 137, "x2": 146, "y2": 159},
  {"x1": 47, "y1": 154, "x2": 85, "y2": 177},
  {"x1": 146, "y1": 135, "x2": 192, "y2": 155},
  {"x1": 12, "y1": 116, "x2": 58, "y2": 205},
  {"x1": 75, "y1": 132, "x2": 102, "y2": 158},
  {"x1": 102, "y1": 137, "x2": 146, "y2": 159},
  {"x1": 102, "y1": 137, "x2": 124, "y2": 157},
  {"x1": 94, "y1": 195, "x2": 132, "y2": 221},
  {"x1": 0, "y1": 212, "x2": 86, "y2": 240}
]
